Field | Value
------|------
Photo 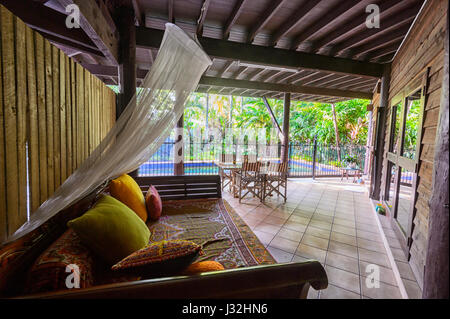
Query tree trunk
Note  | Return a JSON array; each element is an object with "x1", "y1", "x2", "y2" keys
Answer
[{"x1": 331, "y1": 103, "x2": 341, "y2": 163}]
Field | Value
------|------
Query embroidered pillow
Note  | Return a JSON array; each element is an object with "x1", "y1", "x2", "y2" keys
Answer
[
  {"x1": 24, "y1": 229, "x2": 95, "y2": 294},
  {"x1": 145, "y1": 185, "x2": 162, "y2": 221},
  {"x1": 181, "y1": 261, "x2": 225, "y2": 275},
  {"x1": 111, "y1": 240, "x2": 202, "y2": 277},
  {"x1": 109, "y1": 174, "x2": 147, "y2": 222}
]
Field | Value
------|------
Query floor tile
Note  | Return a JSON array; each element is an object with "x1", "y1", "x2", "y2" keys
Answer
[
  {"x1": 359, "y1": 260, "x2": 397, "y2": 286},
  {"x1": 361, "y1": 279, "x2": 402, "y2": 299},
  {"x1": 262, "y1": 215, "x2": 287, "y2": 226},
  {"x1": 295, "y1": 243, "x2": 327, "y2": 263},
  {"x1": 253, "y1": 230, "x2": 275, "y2": 247},
  {"x1": 404, "y1": 279, "x2": 422, "y2": 299},
  {"x1": 357, "y1": 237, "x2": 386, "y2": 253},
  {"x1": 332, "y1": 224, "x2": 357, "y2": 236},
  {"x1": 358, "y1": 248, "x2": 390, "y2": 268},
  {"x1": 305, "y1": 226, "x2": 331, "y2": 240},
  {"x1": 309, "y1": 219, "x2": 332, "y2": 231},
  {"x1": 278, "y1": 227, "x2": 304, "y2": 242},
  {"x1": 320, "y1": 284, "x2": 361, "y2": 299},
  {"x1": 301, "y1": 234, "x2": 329, "y2": 250},
  {"x1": 330, "y1": 231, "x2": 357, "y2": 246},
  {"x1": 325, "y1": 251, "x2": 359, "y2": 274},
  {"x1": 328, "y1": 240, "x2": 359, "y2": 259},
  {"x1": 253, "y1": 222, "x2": 281, "y2": 235},
  {"x1": 325, "y1": 265, "x2": 361, "y2": 294},
  {"x1": 269, "y1": 235, "x2": 300, "y2": 254},
  {"x1": 267, "y1": 246, "x2": 294, "y2": 263},
  {"x1": 283, "y1": 220, "x2": 307, "y2": 233},
  {"x1": 396, "y1": 261, "x2": 416, "y2": 281}
]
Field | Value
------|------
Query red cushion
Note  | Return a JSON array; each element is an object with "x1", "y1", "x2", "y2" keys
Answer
[{"x1": 145, "y1": 185, "x2": 162, "y2": 221}]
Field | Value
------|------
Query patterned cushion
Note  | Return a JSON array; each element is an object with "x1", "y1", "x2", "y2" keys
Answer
[
  {"x1": 24, "y1": 229, "x2": 95, "y2": 295},
  {"x1": 145, "y1": 185, "x2": 162, "y2": 221},
  {"x1": 181, "y1": 261, "x2": 224, "y2": 275},
  {"x1": 111, "y1": 240, "x2": 202, "y2": 277}
]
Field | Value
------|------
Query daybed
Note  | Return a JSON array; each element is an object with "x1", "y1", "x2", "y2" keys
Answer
[{"x1": 0, "y1": 175, "x2": 327, "y2": 299}]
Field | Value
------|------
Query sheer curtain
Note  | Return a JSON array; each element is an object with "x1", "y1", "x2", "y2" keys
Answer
[{"x1": 5, "y1": 23, "x2": 212, "y2": 243}]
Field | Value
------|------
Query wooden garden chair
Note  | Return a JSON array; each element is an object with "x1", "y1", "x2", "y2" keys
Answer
[
  {"x1": 264, "y1": 162, "x2": 288, "y2": 202},
  {"x1": 235, "y1": 161, "x2": 264, "y2": 203},
  {"x1": 218, "y1": 153, "x2": 235, "y2": 191}
]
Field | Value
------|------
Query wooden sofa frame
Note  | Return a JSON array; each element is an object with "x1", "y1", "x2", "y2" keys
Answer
[{"x1": 13, "y1": 175, "x2": 327, "y2": 299}]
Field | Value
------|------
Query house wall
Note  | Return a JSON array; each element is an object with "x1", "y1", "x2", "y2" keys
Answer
[
  {"x1": 0, "y1": 6, "x2": 116, "y2": 241},
  {"x1": 379, "y1": 0, "x2": 447, "y2": 288}
]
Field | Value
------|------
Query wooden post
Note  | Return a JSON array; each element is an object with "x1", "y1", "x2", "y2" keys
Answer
[
  {"x1": 423, "y1": 6, "x2": 449, "y2": 299},
  {"x1": 117, "y1": 6, "x2": 136, "y2": 119},
  {"x1": 281, "y1": 92, "x2": 290, "y2": 164},
  {"x1": 174, "y1": 116, "x2": 184, "y2": 176},
  {"x1": 370, "y1": 64, "x2": 390, "y2": 200},
  {"x1": 116, "y1": 5, "x2": 137, "y2": 177}
]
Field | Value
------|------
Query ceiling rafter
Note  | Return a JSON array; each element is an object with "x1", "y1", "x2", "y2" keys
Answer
[
  {"x1": 196, "y1": 0, "x2": 212, "y2": 37},
  {"x1": 365, "y1": 41, "x2": 403, "y2": 61},
  {"x1": 223, "y1": 0, "x2": 248, "y2": 39},
  {"x1": 168, "y1": 0, "x2": 175, "y2": 23},
  {"x1": 217, "y1": 60, "x2": 235, "y2": 77},
  {"x1": 289, "y1": 0, "x2": 360, "y2": 50},
  {"x1": 246, "y1": 0, "x2": 287, "y2": 43},
  {"x1": 269, "y1": 0, "x2": 322, "y2": 46}
]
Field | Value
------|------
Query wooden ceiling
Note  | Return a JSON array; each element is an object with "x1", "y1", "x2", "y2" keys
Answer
[{"x1": 1, "y1": 0, "x2": 425, "y2": 103}]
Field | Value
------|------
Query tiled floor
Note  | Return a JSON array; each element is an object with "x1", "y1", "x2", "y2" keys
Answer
[{"x1": 223, "y1": 178, "x2": 404, "y2": 299}]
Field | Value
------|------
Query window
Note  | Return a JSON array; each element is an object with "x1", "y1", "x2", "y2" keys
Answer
[{"x1": 383, "y1": 70, "x2": 427, "y2": 248}]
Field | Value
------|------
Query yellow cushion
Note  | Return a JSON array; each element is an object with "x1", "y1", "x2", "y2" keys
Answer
[
  {"x1": 109, "y1": 174, "x2": 147, "y2": 222},
  {"x1": 67, "y1": 195, "x2": 150, "y2": 265}
]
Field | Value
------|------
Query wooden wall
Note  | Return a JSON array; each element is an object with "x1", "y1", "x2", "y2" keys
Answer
[
  {"x1": 0, "y1": 6, "x2": 116, "y2": 242},
  {"x1": 380, "y1": 0, "x2": 447, "y2": 288}
]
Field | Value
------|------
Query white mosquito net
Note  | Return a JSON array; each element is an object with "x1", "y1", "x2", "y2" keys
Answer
[{"x1": 5, "y1": 23, "x2": 212, "y2": 243}]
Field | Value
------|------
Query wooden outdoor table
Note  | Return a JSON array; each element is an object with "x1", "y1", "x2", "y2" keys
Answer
[
  {"x1": 217, "y1": 162, "x2": 242, "y2": 196},
  {"x1": 341, "y1": 167, "x2": 361, "y2": 182}
]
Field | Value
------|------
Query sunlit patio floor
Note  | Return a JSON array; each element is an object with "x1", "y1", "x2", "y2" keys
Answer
[{"x1": 222, "y1": 177, "x2": 407, "y2": 299}]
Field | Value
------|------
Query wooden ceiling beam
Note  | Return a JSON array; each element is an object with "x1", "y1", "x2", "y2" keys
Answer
[
  {"x1": 246, "y1": 0, "x2": 286, "y2": 43},
  {"x1": 132, "y1": 0, "x2": 144, "y2": 26},
  {"x1": 168, "y1": 0, "x2": 174, "y2": 23},
  {"x1": 42, "y1": 31, "x2": 104, "y2": 57},
  {"x1": 196, "y1": 0, "x2": 211, "y2": 37},
  {"x1": 309, "y1": 0, "x2": 405, "y2": 53},
  {"x1": 223, "y1": 0, "x2": 247, "y2": 40},
  {"x1": 365, "y1": 41, "x2": 403, "y2": 61},
  {"x1": 198, "y1": 76, "x2": 373, "y2": 100},
  {"x1": 289, "y1": 0, "x2": 360, "y2": 50},
  {"x1": 55, "y1": 0, "x2": 119, "y2": 65},
  {"x1": 217, "y1": 60, "x2": 234, "y2": 78},
  {"x1": 350, "y1": 24, "x2": 411, "y2": 58},
  {"x1": 135, "y1": 27, "x2": 384, "y2": 78},
  {"x1": 332, "y1": 3, "x2": 420, "y2": 55},
  {"x1": 269, "y1": 0, "x2": 321, "y2": 46},
  {"x1": 245, "y1": 68, "x2": 266, "y2": 81}
]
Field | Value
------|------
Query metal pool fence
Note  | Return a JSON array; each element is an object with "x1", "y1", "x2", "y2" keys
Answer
[{"x1": 138, "y1": 138, "x2": 367, "y2": 178}]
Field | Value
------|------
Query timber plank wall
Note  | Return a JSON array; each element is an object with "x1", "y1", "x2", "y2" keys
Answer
[
  {"x1": 0, "y1": 6, "x2": 116, "y2": 241},
  {"x1": 379, "y1": 0, "x2": 447, "y2": 289}
]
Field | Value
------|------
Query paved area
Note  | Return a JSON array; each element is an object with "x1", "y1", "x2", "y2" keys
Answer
[{"x1": 223, "y1": 178, "x2": 408, "y2": 299}]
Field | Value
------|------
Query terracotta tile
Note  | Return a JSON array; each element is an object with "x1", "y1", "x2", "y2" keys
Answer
[
  {"x1": 253, "y1": 222, "x2": 281, "y2": 235},
  {"x1": 320, "y1": 284, "x2": 361, "y2": 299},
  {"x1": 278, "y1": 227, "x2": 304, "y2": 242},
  {"x1": 262, "y1": 215, "x2": 287, "y2": 226},
  {"x1": 358, "y1": 248, "x2": 390, "y2": 268},
  {"x1": 361, "y1": 279, "x2": 402, "y2": 299},
  {"x1": 270, "y1": 235, "x2": 300, "y2": 254},
  {"x1": 295, "y1": 243, "x2": 327, "y2": 263},
  {"x1": 325, "y1": 251, "x2": 359, "y2": 274},
  {"x1": 309, "y1": 219, "x2": 332, "y2": 231},
  {"x1": 301, "y1": 234, "x2": 329, "y2": 250},
  {"x1": 244, "y1": 210, "x2": 267, "y2": 222},
  {"x1": 359, "y1": 260, "x2": 397, "y2": 286},
  {"x1": 253, "y1": 230, "x2": 275, "y2": 247},
  {"x1": 266, "y1": 246, "x2": 293, "y2": 263},
  {"x1": 325, "y1": 265, "x2": 361, "y2": 294},
  {"x1": 305, "y1": 225, "x2": 331, "y2": 240},
  {"x1": 330, "y1": 231, "x2": 357, "y2": 246},
  {"x1": 332, "y1": 224, "x2": 357, "y2": 236},
  {"x1": 328, "y1": 240, "x2": 358, "y2": 259},
  {"x1": 283, "y1": 220, "x2": 307, "y2": 233}
]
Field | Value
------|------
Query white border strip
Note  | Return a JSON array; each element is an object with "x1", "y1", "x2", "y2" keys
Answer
[{"x1": 369, "y1": 199, "x2": 409, "y2": 299}]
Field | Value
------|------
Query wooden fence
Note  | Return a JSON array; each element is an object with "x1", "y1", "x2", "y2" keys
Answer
[{"x1": 0, "y1": 6, "x2": 116, "y2": 241}]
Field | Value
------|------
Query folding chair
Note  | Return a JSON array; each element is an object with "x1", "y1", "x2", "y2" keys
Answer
[
  {"x1": 219, "y1": 153, "x2": 234, "y2": 191},
  {"x1": 235, "y1": 162, "x2": 264, "y2": 203},
  {"x1": 264, "y1": 162, "x2": 288, "y2": 202}
]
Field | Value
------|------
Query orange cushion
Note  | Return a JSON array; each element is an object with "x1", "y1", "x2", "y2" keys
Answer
[
  {"x1": 109, "y1": 174, "x2": 147, "y2": 222},
  {"x1": 145, "y1": 185, "x2": 162, "y2": 221},
  {"x1": 181, "y1": 261, "x2": 224, "y2": 275}
]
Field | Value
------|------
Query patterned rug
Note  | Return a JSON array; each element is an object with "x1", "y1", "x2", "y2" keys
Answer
[{"x1": 147, "y1": 198, "x2": 275, "y2": 269}]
